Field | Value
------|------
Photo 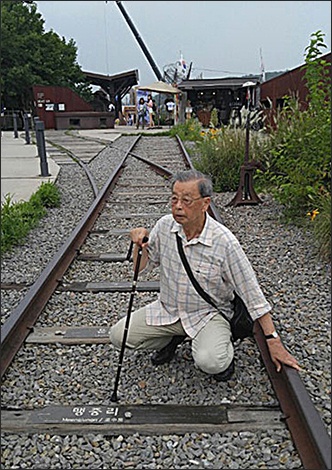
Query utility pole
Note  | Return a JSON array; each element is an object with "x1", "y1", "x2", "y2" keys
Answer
[{"x1": 114, "y1": 1, "x2": 164, "y2": 82}]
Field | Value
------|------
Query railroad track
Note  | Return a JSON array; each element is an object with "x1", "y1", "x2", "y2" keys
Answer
[{"x1": 1, "y1": 133, "x2": 330, "y2": 469}]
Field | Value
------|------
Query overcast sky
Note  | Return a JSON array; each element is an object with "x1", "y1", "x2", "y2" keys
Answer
[{"x1": 35, "y1": 1, "x2": 331, "y2": 85}]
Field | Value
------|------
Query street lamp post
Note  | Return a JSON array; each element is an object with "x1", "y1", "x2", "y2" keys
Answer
[{"x1": 227, "y1": 81, "x2": 262, "y2": 207}]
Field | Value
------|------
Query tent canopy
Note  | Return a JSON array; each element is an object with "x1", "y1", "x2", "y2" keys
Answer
[{"x1": 136, "y1": 80, "x2": 181, "y2": 94}]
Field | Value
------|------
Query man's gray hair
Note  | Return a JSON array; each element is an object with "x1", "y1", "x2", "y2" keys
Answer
[{"x1": 171, "y1": 170, "x2": 213, "y2": 197}]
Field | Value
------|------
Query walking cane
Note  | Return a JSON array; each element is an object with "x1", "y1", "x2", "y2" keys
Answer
[{"x1": 111, "y1": 236, "x2": 148, "y2": 402}]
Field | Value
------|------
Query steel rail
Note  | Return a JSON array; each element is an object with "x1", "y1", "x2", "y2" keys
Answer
[
  {"x1": 62, "y1": 148, "x2": 100, "y2": 198},
  {"x1": 46, "y1": 138, "x2": 99, "y2": 198},
  {"x1": 1, "y1": 136, "x2": 138, "y2": 379},
  {"x1": 177, "y1": 134, "x2": 331, "y2": 470},
  {"x1": 131, "y1": 152, "x2": 218, "y2": 223},
  {"x1": 0, "y1": 135, "x2": 183, "y2": 379},
  {"x1": 119, "y1": 135, "x2": 223, "y2": 223},
  {"x1": 254, "y1": 322, "x2": 331, "y2": 470},
  {"x1": 0, "y1": 135, "x2": 191, "y2": 379}
]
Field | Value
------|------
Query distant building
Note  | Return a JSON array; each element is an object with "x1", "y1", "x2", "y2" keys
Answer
[
  {"x1": 176, "y1": 53, "x2": 330, "y2": 128},
  {"x1": 31, "y1": 70, "x2": 139, "y2": 130},
  {"x1": 177, "y1": 76, "x2": 262, "y2": 126},
  {"x1": 260, "y1": 52, "x2": 331, "y2": 128},
  {"x1": 32, "y1": 84, "x2": 111, "y2": 130}
]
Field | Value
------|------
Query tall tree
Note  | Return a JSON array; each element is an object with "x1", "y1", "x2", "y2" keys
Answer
[{"x1": 1, "y1": 0, "x2": 92, "y2": 111}]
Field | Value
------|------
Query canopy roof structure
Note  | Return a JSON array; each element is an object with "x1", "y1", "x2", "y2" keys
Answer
[
  {"x1": 136, "y1": 80, "x2": 181, "y2": 94},
  {"x1": 83, "y1": 69, "x2": 139, "y2": 101},
  {"x1": 177, "y1": 76, "x2": 261, "y2": 91}
]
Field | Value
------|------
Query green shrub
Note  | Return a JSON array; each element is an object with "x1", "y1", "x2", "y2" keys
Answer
[
  {"x1": 1, "y1": 181, "x2": 61, "y2": 255},
  {"x1": 168, "y1": 118, "x2": 203, "y2": 142},
  {"x1": 255, "y1": 31, "x2": 330, "y2": 220},
  {"x1": 29, "y1": 181, "x2": 61, "y2": 208},
  {"x1": 193, "y1": 127, "x2": 266, "y2": 192},
  {"x1": 255, "y1": 95, "x2": 330, "y2": 222},
  {"x1": 254, "y1": 31, "x2": 331, "y2": 261},
  {"x1": 209, "y1": 108, "x2": 219, "y2": 128},
  {"x1": 170, "y1": 117, "x2": 266, "y2": 194},
  {"x1": 307, "y1": 190, "x2": 331, "y2": 261}
]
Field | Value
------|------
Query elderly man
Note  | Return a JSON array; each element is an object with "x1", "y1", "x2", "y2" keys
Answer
[{"x1": 110, "y1": 170, "x2": 300, "y2": 381}]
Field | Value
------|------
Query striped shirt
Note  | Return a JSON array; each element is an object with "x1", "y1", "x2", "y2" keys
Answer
[{"x1": 144, "y1": 213, "x2": 271, "y2": 338}]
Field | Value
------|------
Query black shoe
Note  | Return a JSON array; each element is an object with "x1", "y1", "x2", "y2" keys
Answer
[
  {"x1": 213, "y1": 359, "x2": 235, "y2": 382},
  {"x1": 151, "y1": 336, "x2": 186, "y2": 366}
]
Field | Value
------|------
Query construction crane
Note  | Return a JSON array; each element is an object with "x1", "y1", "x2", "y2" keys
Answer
[{"x1": 114, "y1": 1, "x2": 164, "y2": 82}]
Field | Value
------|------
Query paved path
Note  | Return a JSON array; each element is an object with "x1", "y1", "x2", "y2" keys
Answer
[{"x1": 1, "y1": 131, "x2": 60, "y2": 205}]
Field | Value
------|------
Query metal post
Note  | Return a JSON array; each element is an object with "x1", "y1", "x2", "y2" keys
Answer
[
  {"x1": 23, "y1": 113, "x2": 31, "y2": 144},
  {"x1": 226, "y1": 83, "x2": 262, "y2": 207},
  {"x1": 115, "y1": 1, "x2": 163, "y2": 82},
  {"x1": 13, "y1": 112, "x2": 18, "y2": 138},
  {"x1": 34, "y1": 119, "x2": 50, "y2": 177}
]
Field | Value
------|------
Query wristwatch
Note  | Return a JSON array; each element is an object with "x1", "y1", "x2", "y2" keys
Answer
[{"x1": 265, "y1": 331, "x2": 279, "y2": 340}]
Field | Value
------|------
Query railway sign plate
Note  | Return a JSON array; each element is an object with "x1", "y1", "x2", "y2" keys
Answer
[
  {"x1": 29, "y1": 405, "x2": 227, "y2": 425},
  {"x1": 1, "y1": 405, "x2": 285, "y2": 435}
]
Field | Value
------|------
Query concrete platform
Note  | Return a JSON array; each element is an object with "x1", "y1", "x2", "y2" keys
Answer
[{"x1": 1, "y1": 131, "x2": 60, "y2": 205}]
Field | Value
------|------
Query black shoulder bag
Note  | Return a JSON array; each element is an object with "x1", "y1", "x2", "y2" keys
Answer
[{"x1": 176, "y1": 233, "x2": 254, "y2": 341}]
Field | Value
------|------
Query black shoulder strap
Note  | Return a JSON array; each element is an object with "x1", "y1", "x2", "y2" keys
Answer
[{"x1": 176, "y1": 232, "x2": 219, "y2": 311}]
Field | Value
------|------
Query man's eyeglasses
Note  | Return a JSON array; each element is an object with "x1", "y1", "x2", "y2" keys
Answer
[{"x1": 170, "y1": 195, "x2": 205, "y2": 207}]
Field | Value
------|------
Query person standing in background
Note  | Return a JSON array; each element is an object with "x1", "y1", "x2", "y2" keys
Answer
[
  {"x1": 147, "y1": 94, "x2": 155, "y2": 128},
  {"x1": 185, "y1": 100, "x2": 193, "y2": 120},
  {"x1": 136, "y1": 97, "x2": 147, "y2": 129}
]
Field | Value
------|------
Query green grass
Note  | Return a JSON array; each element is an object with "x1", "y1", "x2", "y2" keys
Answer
[{"x1": 1, "y1": 181, "x2": 61, "y2": 255}]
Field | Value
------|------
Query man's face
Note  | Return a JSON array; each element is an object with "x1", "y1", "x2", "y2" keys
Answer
[{"x1": 171, "y1": 180, "x2": 210, "y2": 226}]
